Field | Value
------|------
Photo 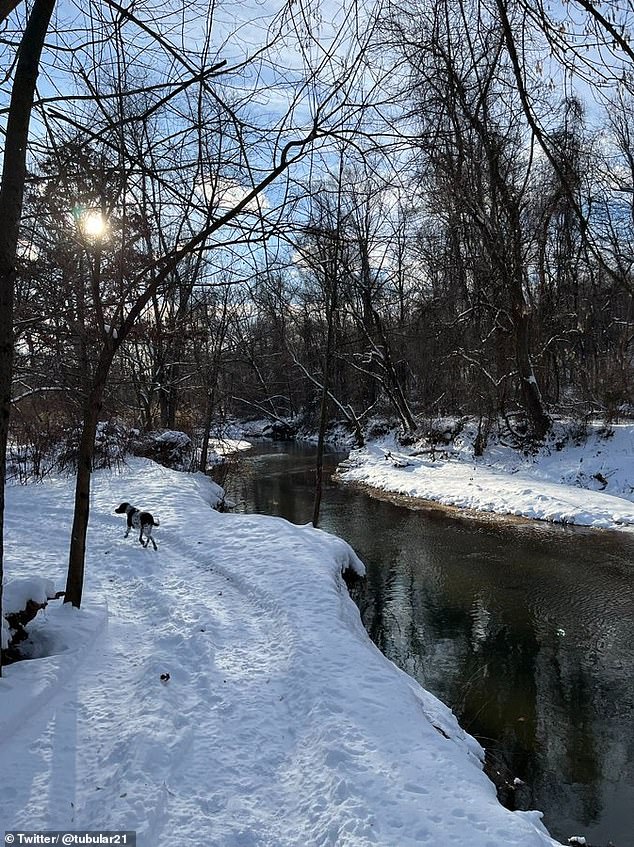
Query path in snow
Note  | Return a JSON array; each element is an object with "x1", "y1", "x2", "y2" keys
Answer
[{"x1": 0, "y1": 460, "x2": 561, "y2": 846}]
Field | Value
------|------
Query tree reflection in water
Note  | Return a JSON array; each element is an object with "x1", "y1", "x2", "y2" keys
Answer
[{"x1": 226, "y1": 441, "x2": 634, "y2": 847}]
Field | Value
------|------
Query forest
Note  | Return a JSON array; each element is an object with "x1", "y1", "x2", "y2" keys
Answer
[{"x1": 1, "y1": 0, "x2": 634, "y2": 612}]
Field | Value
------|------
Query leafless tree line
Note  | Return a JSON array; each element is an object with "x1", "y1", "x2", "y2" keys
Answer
[
  {"x1": 1, "y1": 0, "x2": 634, "y2": 648},
  {"x1": 0, "y1": 0, "x2": 383, "y2": 664}
]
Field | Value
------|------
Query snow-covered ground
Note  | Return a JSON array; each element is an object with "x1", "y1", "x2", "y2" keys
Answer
[
  {"x1": 0, "y1": 458, "x2": 562, "y2": 846},
  {"x1": 208, "y1": 436, "x2": 253, "y2": 456},
  {"x1": 337, "y1": 421, "x2": 634, "y2": 531}
]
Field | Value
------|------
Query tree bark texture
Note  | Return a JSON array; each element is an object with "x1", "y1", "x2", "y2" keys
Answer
[
  {"x1": 0, "y1": 0, "x2": 56, "y2": 672},
  {"x1": 64, "y1": 345, "x2": 114, "y2": 607}
]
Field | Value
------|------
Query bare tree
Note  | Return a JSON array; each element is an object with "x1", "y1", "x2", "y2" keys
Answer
[
  {"x1": 494, "y1": 0, "x2": 634, "y2": 296},
  {"x1": 0, "y1": 0, "x2": 56, "y2": 674},
  {"x1": 386, "y1": 0, "x2": 551, "y2": 438},
  {"x1": 1, "y1": 0, "x2": 385, "y2": 610},
  {"x1": 195, "y1": 283, "x2": 234, "y2": 472}
]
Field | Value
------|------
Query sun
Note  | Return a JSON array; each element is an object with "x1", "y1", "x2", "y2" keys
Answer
[{"x1": 81, "y1": 210, "x2": 108, "y2": 240}]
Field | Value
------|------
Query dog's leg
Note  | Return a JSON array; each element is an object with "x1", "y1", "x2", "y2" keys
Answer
[
  {"x1": 141, "y1": 522, "x2": 157, "y2": 550},
  {"x1": 124, "y1": 528, "x2": 130, "y2": 538}
]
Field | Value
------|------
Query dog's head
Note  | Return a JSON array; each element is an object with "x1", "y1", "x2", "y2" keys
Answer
[{"x1": 115, "y1": 502, "x2": 131, "y2": 514}]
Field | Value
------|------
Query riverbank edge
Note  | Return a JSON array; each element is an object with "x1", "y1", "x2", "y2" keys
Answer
[
  {"x1": 335, "y1": 467, "x2": 628, "y2": 847},
  {"x1": 330, "y1": 418, "x2": 634, "y2": 532},
  {"x1": 333, "y1": 474, "x2": 623, "y2": 535}
]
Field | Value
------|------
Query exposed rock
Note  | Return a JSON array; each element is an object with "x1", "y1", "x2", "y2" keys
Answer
[
  {"x1": 262, "y1": 422, "x2": 296, "y2": 441},
  {"x1": 130, "y1": 430, "x2": 193, "y2": 470}
]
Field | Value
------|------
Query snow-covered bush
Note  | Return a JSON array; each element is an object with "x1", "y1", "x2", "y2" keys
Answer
[{"x1": 2, "y1": 577, "x2": 58, "y2": 660}]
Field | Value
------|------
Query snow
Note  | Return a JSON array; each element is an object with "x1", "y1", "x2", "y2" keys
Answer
[
  {"x1": 207, "y1": 436, "x2": 253, "y2": 457},
  {"x1": 196, "y1": 433, "x2": 253, "y2": 471},
  {"x1": 2, "y1": 577, "x2": 57, "y2": 649},
  {"x1": 3, "y1": 577, "x2": 57, "y2": 615},
  {"x1": 337, "y1": 422, "x2": 634, "y2": 530},
  {"x1": 0, "y1": 457, "x2": 561, "y2": 846},
  {"x1": 155, "y1": 429, "x2": 191, "y2": 446}
]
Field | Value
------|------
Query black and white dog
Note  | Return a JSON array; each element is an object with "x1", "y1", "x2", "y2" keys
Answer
[{"x1": 115, "y1": 502, "x2": 160, "y2": 550}]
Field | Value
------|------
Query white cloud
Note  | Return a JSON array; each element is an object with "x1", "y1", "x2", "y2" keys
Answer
[{"x1": 200, "y1": 177, "x2": 270, "y2": 213}]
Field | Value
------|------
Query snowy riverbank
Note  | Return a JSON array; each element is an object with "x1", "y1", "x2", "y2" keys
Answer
[
  {"x1": 0, "y1": 458, "x2": 561, "y2": 846},
  {"x1": 337, "y1": 420, "x2": 634, "y2": 531}
]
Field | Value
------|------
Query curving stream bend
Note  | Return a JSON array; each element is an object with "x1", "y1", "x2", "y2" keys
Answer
[{"x1": 223, "y1": 440, "x2": 634, "y2": 847}]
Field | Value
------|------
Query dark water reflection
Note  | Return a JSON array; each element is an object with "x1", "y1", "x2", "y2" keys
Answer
[{"x1": 223, "y1": 441, "x2": 634, "y2": 846}]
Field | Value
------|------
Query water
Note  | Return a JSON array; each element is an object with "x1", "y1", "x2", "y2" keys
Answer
[{"x1": 222, "y1": 440, "x2": 634, "y2": 846}]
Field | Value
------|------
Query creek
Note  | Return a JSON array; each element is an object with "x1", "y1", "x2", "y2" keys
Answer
[{"x1": 223, "y1": 440, "x2": 634, "y2": 846}]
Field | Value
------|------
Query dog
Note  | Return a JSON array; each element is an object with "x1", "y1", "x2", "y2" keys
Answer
[{"x1": 115, "y1": 502, "x2": 160, "y2": 550}]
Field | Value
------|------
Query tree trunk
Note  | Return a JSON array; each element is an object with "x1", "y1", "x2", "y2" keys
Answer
[
  {"x1": 372, "y1": 310, "x2": 417, "y2": 433},
  {"x1": 199, "y1": 388, "x2": 216, "y2": 473},
  {"x1": 157, "y1": 368, "x2": 178, "y2": 430},
  {"x1": 312, "y1": 358, "x2": 332, "y2": 528},
  {"x1": 509, "y1": 222, "x2": 550, "y2": 441},
  {"x1": 64, "y1": 392, "x2": 102, "y2": 608},
  {"x1": 165, "y1": 369, "x2": 179, "y2": 430},
  {"x1": 513, "y1": 299, "x2": 550, "y2": 440},
  {"x1": 313, "y1": 271, "x2": 338, "y2": 528},
  {"x1": 64, "y1": 348, "x2": 113, "y2": 608},
  {"x1": 0, "y1": 0, "x2": 56, "y2": 674}
]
